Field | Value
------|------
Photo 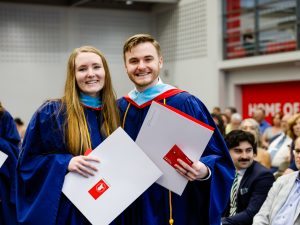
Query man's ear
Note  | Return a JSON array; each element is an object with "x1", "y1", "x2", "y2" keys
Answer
[{"x1": 159, "y1": 56, "x2": 163, "y2": 69}]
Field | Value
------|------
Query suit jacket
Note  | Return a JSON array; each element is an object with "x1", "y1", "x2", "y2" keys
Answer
[
  {"x1": 253, "y1": 171, "x2": 300, "y2": 225},
  {"x1": 222, "y1": 161, "x2": 275, "y2": 225}
]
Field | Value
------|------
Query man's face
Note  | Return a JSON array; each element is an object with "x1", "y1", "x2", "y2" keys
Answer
[
  {"x1": 229, "y1": 141, "x2": 254, "y2": 170},
  {"x1": 294, "y1": 137, "x2": 300, "y2": 170},
  {"x1": 253, "y1": 109, "x2": 264, "y2": 123},
  {"x1": 124, "y1": 42, "x2": 163, "y2": 92}
]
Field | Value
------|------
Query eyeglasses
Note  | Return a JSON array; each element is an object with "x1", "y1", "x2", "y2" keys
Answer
[{"x1": 293, "y1": 149, "x2": 300, "y2": 155}]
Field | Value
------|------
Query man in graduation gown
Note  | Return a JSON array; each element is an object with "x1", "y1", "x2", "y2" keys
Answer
[
  {"x1": 0, "y1": 106, "x2": 20, "y2": 225},
  {"x1": 117, "y1": 34, "x2": 235, "y2": 225}
]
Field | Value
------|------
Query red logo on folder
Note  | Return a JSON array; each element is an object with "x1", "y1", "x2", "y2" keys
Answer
[
  {"x1": 88, "y1": 179, "x2": 110, "y2": 200},
  {"x1": 163, "y1": 144, "x2": 193, "y2": 168}
]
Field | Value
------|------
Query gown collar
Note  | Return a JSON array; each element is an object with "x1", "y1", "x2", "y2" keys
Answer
[
  {"x1": 79, "y1": 92, "x2": 102, "y2": 109},
  {"x1": 127, "y1": 78, "x2": 176, "y2": 106}
]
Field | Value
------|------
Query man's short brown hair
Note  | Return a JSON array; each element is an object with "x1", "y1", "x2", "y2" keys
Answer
[{"x1": 123, "y1": 34, "x2": 162, "y2": 62}]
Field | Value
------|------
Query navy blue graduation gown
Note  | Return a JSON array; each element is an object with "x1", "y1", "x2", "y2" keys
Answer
[
  {"x1": 0, "y1": 110, "x2": 20, "y2": 225},
  {"x1": 16, "y1": 101, "x2": 118, "y2": 225},
  {"x1": 118, "y1": 90, "x2": 235, "y2": 225}
]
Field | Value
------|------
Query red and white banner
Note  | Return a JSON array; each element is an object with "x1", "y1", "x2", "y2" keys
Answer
[{"x1": 241, "y1": 81, "x2": 300, "y2": 123}]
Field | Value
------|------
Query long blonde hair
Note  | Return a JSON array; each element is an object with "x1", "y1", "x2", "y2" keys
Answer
[
  {"x1": 62, "y1": 46, "x2": 120, "y2": 155},
  {"x1": 287, "y1": 113, "x2": 300, "y2": 140}
]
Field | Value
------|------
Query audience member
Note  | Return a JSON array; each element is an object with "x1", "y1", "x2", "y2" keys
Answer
[
  {"x1": 211, "y1": 113, "x2": 225, "y2": 136},
  {"x1": 0, "y1": 102, "x2": 20, "y2": 225},
  {"x1": 253, "y1": 136, "x2": 300, "y2": 225},
  {"x1": 267, "y1": 114, "x2": 292, "y2": 175},
  {"x1": 14, "y1": 117, "x2": 26, "y2": 143},
  {"x1": 221, "y1": 113, "x2": 229, "y2": 128},
  {"x1": 212, "y1": 106, "x2": 221, "y2": 115},
  {"x1": 224, "y1": 106, "x2": 237, "y2": 123},
  {"x1": 253, "y1": 107, "x2": 271, "y2": 134},
  {"x1": 262, "y1": 112, "x2": 283, "y2": 148},
  {"x1": 284, "y1": 113, "x2": 300, "y2": 173},
  {"x1": 222, "y1": 130, "x2": 274, "y2": 225},
  {"x1": 240, "y1": 118, "x2": 271, "y2": 168},
  {"x1": 225, "y1": 113, "x2": 242, "y2": 135}
]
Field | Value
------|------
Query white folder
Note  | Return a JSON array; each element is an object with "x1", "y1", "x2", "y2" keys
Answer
[
  {"x1": 62, "y1": 127, "x2": 162, "y2": 225},
  {"x1": 0, "y1": 150, "x2": 8, "y2": 168},
  {"x1": 135, "y1": 101, "x2": 214, "y2": 195}
]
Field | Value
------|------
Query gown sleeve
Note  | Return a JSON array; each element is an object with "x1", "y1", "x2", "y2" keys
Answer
[
  {"x1": 16, "y1": 101, "x2": 73, "y2": 225},
  {"x1": 0, "y1": 110, "x2": 20, "y2": 225},
  {"x1": 179, "y1": 95, "x2": 235, "y2": 225}
]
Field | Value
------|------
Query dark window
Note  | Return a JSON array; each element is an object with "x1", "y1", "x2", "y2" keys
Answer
[{"x1": 223, "y1": 0, "x2": 298, "y2": 59}]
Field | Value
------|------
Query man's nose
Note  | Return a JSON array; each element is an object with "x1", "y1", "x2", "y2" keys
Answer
[
  {"x1": 241, "y1": 151, "x2": 248, "y2": 158},
  {"x1": 137, "y1": 61, "x2": 146, "y2": 69}
]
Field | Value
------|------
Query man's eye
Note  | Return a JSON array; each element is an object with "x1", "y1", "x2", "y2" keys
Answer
[{"x1": 145, "y1": 58, "x2": 153, "y2": 62}]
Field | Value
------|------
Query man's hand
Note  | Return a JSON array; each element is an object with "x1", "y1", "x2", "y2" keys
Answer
[{"x1": 175, "y1": 159, "x2": 209, "y2": 181}]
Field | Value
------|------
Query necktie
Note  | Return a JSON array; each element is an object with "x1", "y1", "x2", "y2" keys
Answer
[{"x1": 229, "y1": 172, "x2": 239, "y2": 216}]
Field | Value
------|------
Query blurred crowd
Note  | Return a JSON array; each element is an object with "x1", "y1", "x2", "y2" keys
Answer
[{"x1": 211, "y1": 106, "x2": 300, "y2": 178}]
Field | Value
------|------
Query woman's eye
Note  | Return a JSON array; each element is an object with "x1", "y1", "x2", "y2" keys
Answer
[{"x1": 78, "y1": 68, "x2": 86, "y2": 72}]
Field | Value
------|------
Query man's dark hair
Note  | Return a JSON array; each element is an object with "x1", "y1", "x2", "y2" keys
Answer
[
  {"x1": 225, "y1": 130, "x2": 257, "y2": 154},
  {"x1": 227, "y1": 106, "x2": 237, "y2": 114}
]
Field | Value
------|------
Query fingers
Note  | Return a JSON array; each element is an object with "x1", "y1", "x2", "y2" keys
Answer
[
  {"x1": 68, "y1": 155, "x2": 100, "y2": 178},
  {"x1": 176, "y1": 159, "x2": 207, "y2": 181},
  {"x1": 81, "y1": 156, "x2": 100, "y2": 172},
  {"x1": 85, "y1": 155, "x2": 101, "y2": 163},
  {"x1": 77, "y1": 163, "x2": 95, "y2": 177},
  {"x1": 174, "y1": 166, "x2": 194, "y2": 181},
  {"x1": 174, "y1": 160, "x2": 196, "y2": 181}
]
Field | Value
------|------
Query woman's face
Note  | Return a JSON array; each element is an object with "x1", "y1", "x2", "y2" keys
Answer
[
  {"x1": 293, "y1": 117, "x2": 300, "y2": 137},
  {"x1": 241, "y1": 120, "x2": 258, "y2": 142},
  {"x1": 75, "y1": 52, "x2": 105, "y2": 97}
]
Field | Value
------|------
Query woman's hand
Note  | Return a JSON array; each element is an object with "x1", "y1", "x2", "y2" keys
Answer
[
  {"x1": 175, "y1": 159, "x2": 209, "y2": 181},
  {"x1": 68, "y1": 155, "x2": 100, "y2": 178}
]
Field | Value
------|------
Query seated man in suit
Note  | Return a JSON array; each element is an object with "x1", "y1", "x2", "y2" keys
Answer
[
  {"x1": 222, "y1": 130, "x2": 275, "y2": 225},
  {"x1": 253, "y1": 136, "x2": 300, "y2": 225}
]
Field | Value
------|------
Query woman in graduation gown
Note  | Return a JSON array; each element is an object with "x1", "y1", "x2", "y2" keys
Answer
[
  {"x1": 0, "y1": 102, "x2": 20, "y2": 225},
  {"x1": 16, "y1": 46, "x2": 120, "y2": 225}
]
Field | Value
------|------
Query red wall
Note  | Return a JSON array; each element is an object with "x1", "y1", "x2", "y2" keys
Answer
[{"x1": 241, "y1": 81, "x2": 300, "y2": 122}]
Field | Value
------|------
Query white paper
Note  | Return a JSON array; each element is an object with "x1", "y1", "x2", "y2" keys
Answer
[
  {"x1": 62, "y1": 127, "x2": 162, "y2": 225},
  {"x1": 136, "y1": 101, "x2": 214, "y2": 195},
  {"x1": 0, "y1": 151, "x2": 8, "y2": 168}
]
